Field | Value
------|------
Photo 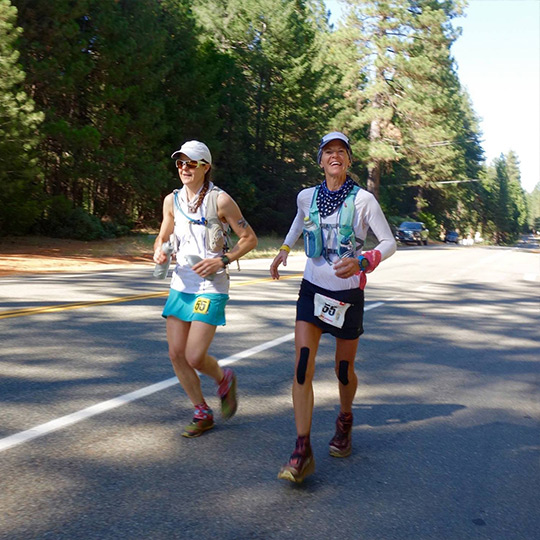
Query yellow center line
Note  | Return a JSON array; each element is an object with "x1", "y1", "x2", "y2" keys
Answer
[{"x1": 0, "y1": 273, "x2": 303, "y2": 320}]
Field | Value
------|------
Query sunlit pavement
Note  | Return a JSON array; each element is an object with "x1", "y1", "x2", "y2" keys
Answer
[{"x1": 516, "y1": 233, "x2": 540, "y2": 251}]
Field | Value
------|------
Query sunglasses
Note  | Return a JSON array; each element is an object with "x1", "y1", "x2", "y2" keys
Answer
[{"x1": 175, "y1": 159, "x2": 207, "y2": 169}]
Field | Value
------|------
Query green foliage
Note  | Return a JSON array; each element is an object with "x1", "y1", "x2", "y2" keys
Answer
[
  {"x1": 528, "y1": 183, "x2": 540, "y2": 232},
  {"x1": 505, "y1": 151, "x2": 528, "y2": 232},
  {"x1": 191, "y1": 0, "x2": 334, "y2": 232},
  {"x1": 35, "y1": 195, "x2": 130, "y2": 240},
  {"x1": 479, "y1": 154, "x2": 528, "y2": 244},
  {"x1": 0, "y1": 0, "x2": 44, "y2": 235},
  {"x1": 12, "y1": 0, "x2": 180, "y2": 225},
  {"x1": 417, "y1": 211, "x2": 439, "y2": 239},
  {"x1": 386, "y1": 214, "x2": 405, "y2": 232},
  {"x1": 335, "y1": 0, "x2": 480, "y2": 204},
  {"x1": 1, "y1": 0, "x2": 528, "y2": 245}
]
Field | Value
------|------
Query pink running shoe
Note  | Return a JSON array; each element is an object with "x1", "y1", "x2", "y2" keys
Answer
[
  {"x1": 217, "y1": 368, "x2": 237, "y2": 419},
  {"x1": 329, "y1": 411, "x2": 353, "y2": 457},
  {"x1": 182, "y1": 403, "x2": 214, "y2": 438},
  {"x1": 278, "y1": 437, "x2": 315, "y2": 483}
]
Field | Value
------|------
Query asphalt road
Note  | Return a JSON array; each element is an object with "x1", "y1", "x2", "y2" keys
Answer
[{"x1": 0, "y1": 245, "x2": 538, "y2": 540}]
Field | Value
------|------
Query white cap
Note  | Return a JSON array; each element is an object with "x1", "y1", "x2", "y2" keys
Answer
[
  {"x1": 171, "y1": 140, "x2": 212, "y2": 164},
  {"x1": 317, "y1": 131, "x2": 352, "y2": 164}
]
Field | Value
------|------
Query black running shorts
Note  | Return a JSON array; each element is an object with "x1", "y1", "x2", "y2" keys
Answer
[{"x1": 296, "y1": 279, "x2": 364, "y2": 339}]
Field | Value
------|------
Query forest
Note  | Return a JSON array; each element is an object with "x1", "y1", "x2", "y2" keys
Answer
[{"x1": 1, "y1": 0, "x2": 537, "y2": 242}]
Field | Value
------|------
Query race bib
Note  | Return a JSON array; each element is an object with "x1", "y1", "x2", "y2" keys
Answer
[
  {"x1": 193, "y1": 297, "x2": 211, "y2": 315},
  {"x1": 313, "y1": 293, "x2": 351, "y2": 329}
]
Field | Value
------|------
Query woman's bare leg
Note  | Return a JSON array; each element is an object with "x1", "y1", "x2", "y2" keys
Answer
[
  {"x1": 166, "y1": 317, "x2": 221, "y2": 406},
  {"x1": 292, "y1": 321, "x2": 323, "y2": 436},
  {"x1": 334, "y1": 337, "x2": 359, "y2": 413}
]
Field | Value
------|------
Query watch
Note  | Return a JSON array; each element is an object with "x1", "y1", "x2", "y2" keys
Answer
[
  {"x1": 357, "y1": 255, "x2": 370, "y2": 271},
  {"x1": 221, "y1": 255, "x2": 230, "y2": 268}
]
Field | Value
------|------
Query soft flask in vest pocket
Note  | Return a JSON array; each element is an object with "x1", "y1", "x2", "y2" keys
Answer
[
  {"x1": 337, "y1": 226, "x2": 356, "y2": 258},
  {"x1": 303, "y1": 216, "x2": 323, "y2": 258}
]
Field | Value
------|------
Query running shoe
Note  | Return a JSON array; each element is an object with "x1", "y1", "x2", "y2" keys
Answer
[
  {"x1": 218, "y1": 368, "x2": 237, "y2": 419},
  {"x1": 182, "y1": 402, "x2": 214, "y2": 438},
  {"x1": 329, "y1": 411, "x2": 353, "y2": 457},
  {"x1": 181, "y1": 416, "x2": 215, "y2": 438},
  {"x1": 277, "y1": 438, "x2": 315, "y2": 483}
]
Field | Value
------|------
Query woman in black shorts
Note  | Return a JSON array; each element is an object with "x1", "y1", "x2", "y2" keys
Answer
[{"x1": 270, "y1": 132, "x2": 396, "y2": 483}]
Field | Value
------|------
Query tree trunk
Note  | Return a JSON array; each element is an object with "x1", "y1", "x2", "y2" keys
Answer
[
  {"x1": 367, "y1": 115, "x2": 382, "y2": 200},
  {"x1": 367, "y1": 160, "x2": 380, "y2": 200}
]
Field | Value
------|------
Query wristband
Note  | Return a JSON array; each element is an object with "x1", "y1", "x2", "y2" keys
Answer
[
  {"x1": 362, "y1": 249, "x2": 382, "y2": 274},
  {"x1": 221, "y1": 255, "x2": 230, "y2": 267},
  {"x1": 279, "y1": 244, "x2": 291, "y2": 253}
]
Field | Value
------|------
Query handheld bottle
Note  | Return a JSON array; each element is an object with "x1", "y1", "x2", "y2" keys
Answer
[
  {"x1": 185, "y1": 254, "x2": 215, "y2": 280},
  {"x1": 153, "y1": 241, "x2": 174, "y2": 279}
]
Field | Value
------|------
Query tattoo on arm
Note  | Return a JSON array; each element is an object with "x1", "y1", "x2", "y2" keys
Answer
[{"x1": 237, "y1": 217, "x2": 249, "y2": 229}]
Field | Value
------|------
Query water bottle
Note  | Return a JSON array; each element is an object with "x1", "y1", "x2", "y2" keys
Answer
[
  {"x1": 153, "y1": 241, "x2": 174, "y2": 279},
  {"x1": 303, "y1": 216, "x2": 323, "y2": 258},
  {"x1": 185, "y1": 254, "x2": 215, "y2": 280},
  {"x1": 338, "y1": 237, "x2": 354, "y2": 259}
]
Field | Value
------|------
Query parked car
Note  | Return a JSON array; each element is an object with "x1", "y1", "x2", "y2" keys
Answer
[
  {"x1": 396, "y1": 221, "x2": 429, "y2": 246},
  {"x1": 444, "y1": 230, "x2": 460, "y2": 244}
]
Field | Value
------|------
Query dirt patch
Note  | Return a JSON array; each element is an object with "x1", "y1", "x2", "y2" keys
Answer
[{"x1": 0, "y1": 236, "x2": 154, "y2": 276}]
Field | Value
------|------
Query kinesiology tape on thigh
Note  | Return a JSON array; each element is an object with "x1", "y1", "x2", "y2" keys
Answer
[
  {"x1": 338, "y1": 360, "x2": 349, "y2": 385},
  {"x1": 297, "y1": 347, "x2": 309, "y2": 385}
]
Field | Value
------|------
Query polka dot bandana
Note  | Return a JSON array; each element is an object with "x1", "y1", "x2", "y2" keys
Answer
[{"x1": 317, "y1": 176, "x2": 357, "y2": 218}]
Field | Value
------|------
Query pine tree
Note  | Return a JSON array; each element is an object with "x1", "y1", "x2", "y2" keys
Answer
[
  {"x1": 192, "y1": 0, "x2": 334, "y2": 232},
  {"x1": 13, "y1": 0, "x2": 180, "y2": 227},
  {"x1": 81, "y1": 0, "x2": 171, "y2": 223},
  {"x1": 435, "y1": 89, "x2": 485, "y2": 234},
  {"x1": 483, "y1": 154, "x2": 526, "y2": 244},
  {"x1": 0, "y1": 0, "x2": 43, "y2": 234},
  {"x1": 336, "y1": 0, "x2": 473, "y2": 201},
  {"x1": 159, "y1": 0, "x2": 254, "y2": 211},
  {"x1": 505, "y1": 150, "x2": 528, "y2": 232},
  {"x1": 12, "y1": 0, "x2": 95, "y2": 204},
  {"x1": 528, "y1": 183, "x2": 540, "y2": 232}
]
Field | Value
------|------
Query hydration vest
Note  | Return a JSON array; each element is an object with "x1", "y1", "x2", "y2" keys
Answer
[
  {"x1": 173, "y1": 186, "x2": 229, "y2": 253},
  {"x1": 304, "y1": 184, "x2": 362, "y2": 261}
]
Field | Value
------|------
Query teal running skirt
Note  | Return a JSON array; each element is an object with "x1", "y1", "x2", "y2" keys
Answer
[{"x1": 162, "y1": 289, "x2": 229, "y2": 326}]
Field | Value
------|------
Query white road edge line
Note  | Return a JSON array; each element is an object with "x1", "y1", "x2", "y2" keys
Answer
[{"x1": 0, "y1": 302, "x2": 384, "y2": 453}]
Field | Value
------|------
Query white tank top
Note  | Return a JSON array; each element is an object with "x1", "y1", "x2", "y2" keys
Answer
[{"x1": 169, "y1": 182, "x2": 229, "y2": 295}]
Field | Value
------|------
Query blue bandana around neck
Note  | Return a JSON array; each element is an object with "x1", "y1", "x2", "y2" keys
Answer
[{"x1": 317, "y1": 176, "x2": 357, "y2": 218}]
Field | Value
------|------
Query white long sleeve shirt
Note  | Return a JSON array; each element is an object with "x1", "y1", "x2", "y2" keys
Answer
[{"x1": 283, "y1": 185, "x2": 396, "y2": 291}]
